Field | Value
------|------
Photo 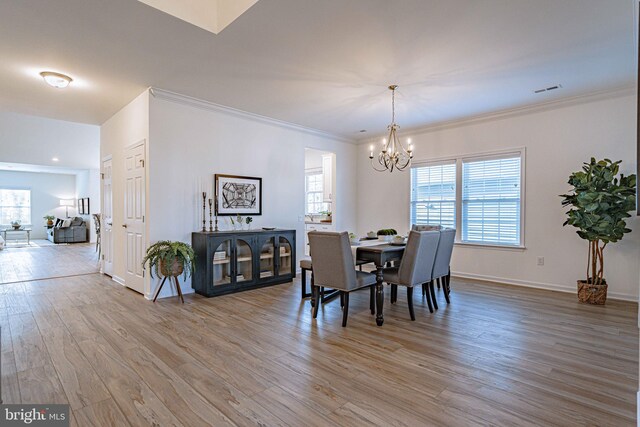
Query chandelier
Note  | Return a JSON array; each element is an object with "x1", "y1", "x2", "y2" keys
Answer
[{"x1": 369, "y1": 85, "x2": 413, "y2": 172}]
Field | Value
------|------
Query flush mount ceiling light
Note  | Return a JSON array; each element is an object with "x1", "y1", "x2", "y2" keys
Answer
[
  {"x1": 52, "y1": 157, "x2": 59, "y2": 162},
  {"x1": 369, "y1": 85, "x2": 413, "y2": 172},
  {"x1": 40, "y1": 71, "x2": 73, "y2": 89}
]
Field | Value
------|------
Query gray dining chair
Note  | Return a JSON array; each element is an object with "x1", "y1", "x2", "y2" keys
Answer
[
  {"x1": 412, "y1": 224, "x2": 442, "y2": 288},
  {"x1": 432, "y1": 227, "x2": 456, "y2": 305},
  {"x1": 308, "y1": 231, "x2": 377, "y2": 327},
  {"x1": 383, "y1": 230, "x2": 440, "y2": 320}
]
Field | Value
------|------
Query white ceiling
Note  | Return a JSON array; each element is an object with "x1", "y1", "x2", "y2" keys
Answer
[{"x1": 0, "y1": 0, "x2": 635, "y2": 140}]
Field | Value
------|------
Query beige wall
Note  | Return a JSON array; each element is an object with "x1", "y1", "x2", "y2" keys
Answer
[{"x1": 356, "y1": 91, "x2": 639, "y2": 300}]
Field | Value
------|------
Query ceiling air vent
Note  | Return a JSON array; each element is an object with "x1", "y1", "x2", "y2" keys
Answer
[{"x1": 534, "y1": 84, "x2": 563, "y2": 94}]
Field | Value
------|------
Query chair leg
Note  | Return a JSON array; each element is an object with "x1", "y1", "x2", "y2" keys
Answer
[
  {"x1": 429, "y1": 280, "x2": 438, "y2": 310},
  {"x1": 443, "y1": 275, "x2": 451, "y2": 304},
  {"x1": 152, "y1": 277, "x2": 167, "y2": 302},
  {"x1": 369, "y1": 285, "x2": 375, "y2": 314},
  {"x1": 407, "y1": 287, "x2": 415, "y2": 321},
  {"x1": 424, "y1": 283, "x2": 434, "y2": 313},
  {"x1": 437, "y1": 277, "x2": 441, "y2": 289},
  {"x1": 391, "y1": 284, "x2": 397, "y2": 304},
  {"x1": 312, "y1": 285, "x2": 320, "y2": 319},
  {"x1": 301, "y1": 268, "x2": 307, "y2": 299},
  {"x1": 340, "y1": 292, "x2": 344, "y2": 308},
  {"x1": 310, "y1": 273, "x2": 315, "y2": 306},
  {"x1": 422, "y1": 283, "x2": 426, "y2": 296},
  {"x1": 341, "y1": 292, "x2": 350, "y2": 327}
]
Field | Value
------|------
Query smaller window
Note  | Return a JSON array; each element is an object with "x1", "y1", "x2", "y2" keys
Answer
[
  {"x1": 0, "y1": 189, "x2": 32, "y2": 225},
  {"x1": 410, "y1": 162, "x2": 456, "y2": 229},
  {"x1": 305, "y1": 172, "x2": 328, "y2": 215}
]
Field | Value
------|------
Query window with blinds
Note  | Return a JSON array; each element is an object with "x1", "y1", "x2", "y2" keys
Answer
[
  {"x1": 410, "y1": 162, "x2": 456, "y2": 229},
  {"x1": 461, "y1": 155, "x2": 522, "y2": 245},
  {"x1": 0, "y1": 189, "x2": 31, "y2": 225}
]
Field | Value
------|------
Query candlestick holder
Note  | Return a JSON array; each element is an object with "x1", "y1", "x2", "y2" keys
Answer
[
  {"x1": 202, "y1": 192, "x2": 207, "y2": 232},
  {"x1": 214, "y1": 198, "x2": 219, "y2": 231},
  {"x1": 208, "y1": 199, "x2": 213, "y2": 232}
]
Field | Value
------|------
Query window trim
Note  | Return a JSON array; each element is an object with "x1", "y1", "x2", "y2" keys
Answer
[
  {"x1": 410, "y1": 147, "x2": 526, "y2": 249},
  {"x1": 0, "y1": 187, "x2": 33, "y2": 226}
]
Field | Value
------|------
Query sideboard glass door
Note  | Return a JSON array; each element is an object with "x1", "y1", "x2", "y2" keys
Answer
[
  {"x1": 259, "y1": 237, "x2": 275, "y2": 279},
  {"x1": 212, "y1": 239, "x2": 232, "y2": 286},
  {"x1": 236, "y1": 238, "x2": 253, "y2": 283},
  {"x1": 278, "y1": 236, "x2": 292, "y2": 276}
]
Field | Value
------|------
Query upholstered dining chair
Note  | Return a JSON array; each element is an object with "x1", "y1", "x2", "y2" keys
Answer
[
  {"x1": 383, "y1": 230, "x2": 440, "y2": 320},
  {"x1": 308, "y1": 231, "x2": 377, "y2": 327},
  {"x1": 412, "y1": 224, "x2": 442, "y2": 288},
  {"x1": 432, "y1": 227, "x2": 456, "y2": 305}
]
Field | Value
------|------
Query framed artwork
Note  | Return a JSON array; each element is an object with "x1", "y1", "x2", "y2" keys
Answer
[
  {"x1": 77, "y1": 198, "x2": 90, "y2": 215},
  {"x1": 215, "y1": 174, "x2": 262, "y2": 216}
]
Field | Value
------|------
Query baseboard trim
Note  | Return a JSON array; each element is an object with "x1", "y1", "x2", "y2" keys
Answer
[
  {"x1": 111, "y1": 275, "x2": 126, "y2": 286},
  {"x1": 452, "y1": 271, "x2": 637, "y2": 302}
]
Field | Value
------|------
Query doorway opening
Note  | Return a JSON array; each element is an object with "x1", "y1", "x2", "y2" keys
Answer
[{"x1": 303, "y1": 148, "x2": 336, "y2": 256}]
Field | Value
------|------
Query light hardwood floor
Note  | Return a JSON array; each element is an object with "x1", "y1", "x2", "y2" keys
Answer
[
  {"x1": 0, "y1": 271, "x2": 636, "y2": 426},
  {"x1": 0, "y1": 243, "x2": 98, "y2": 284}
]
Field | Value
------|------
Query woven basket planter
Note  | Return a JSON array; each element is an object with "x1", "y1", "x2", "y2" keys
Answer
[
  {"x1": 577, "y1": 280, "x2": 607, "y2": 305},
  {"x1": 160, "y1": 259, "x2": 184, "y2": 278}
]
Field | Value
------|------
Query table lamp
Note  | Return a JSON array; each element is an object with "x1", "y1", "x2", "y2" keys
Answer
[{"x1": 59, "y1": 199, "x2": 75, "y2": 218}]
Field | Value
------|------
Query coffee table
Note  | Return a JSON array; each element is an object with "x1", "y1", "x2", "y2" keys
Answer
[{"x1": 2, "y1": 228, "x2": 32, "y2": 245}]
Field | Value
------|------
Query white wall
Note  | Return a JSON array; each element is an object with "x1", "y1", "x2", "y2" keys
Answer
[
  {"x1": 357, "y1": 92, "x2": 639, "y2": 300},
  {"x1": 75, "y1": 169, "x2": 101, "y2": 242},
  {"x1": 0, "y1": 170, "x2": 76, "y2": 239},
  {"x1": 0, "y1": 112, "x2": 99, "y2": 169},
  {"x1": 100, "y1": 90, "x2": 150, "y2": 284},
  {"x1": 147, "y1": 94, "x2": 357, "y2": 298}
]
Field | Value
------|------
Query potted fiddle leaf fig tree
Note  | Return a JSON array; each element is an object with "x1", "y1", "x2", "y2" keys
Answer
[{"x1": 560, "y1": 158, "x2": 636, "y2": 305}]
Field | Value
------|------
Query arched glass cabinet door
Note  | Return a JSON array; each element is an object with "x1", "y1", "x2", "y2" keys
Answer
[
  {"x1": 259, "y1": 237, "x2": 275, "y2": 279},
  {"x1": 236, "y1": 238, "x2": 253, "y2": 283},
  {"x1": 278, "y1": 236, "x2": 292, "y2": 275},
  {"x1": 212, "y1": 239, "x2": 232, "y2": 286}
]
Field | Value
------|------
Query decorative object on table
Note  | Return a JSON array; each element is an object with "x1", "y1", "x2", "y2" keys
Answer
[
  {"x1": 245, "y1": 216, "x2": 253, "y2": 229},
  {"x1": 43, "y1": 215, "x2": 55, "y2": 226},
  {"x1": 391, "y1": 235, "x2": 407, "y2": 245},
  {"x1": 560, "y1": 158, "x2": 636, "y2": 305},
  {"x1": 59, "y1": 199, "x2": 75, "y2": 218},
  {"x1": 377, "y1": 228, "x2": 398, "y2": 242},
  {"x1": 208, "y1": 198, "x2": 213, "y2": 232},
  {"x1": 369, "y1": 84, "x2": 414, "y2": 172},
  {"x1": 10, "y1": 220, "x2": 21, "y2": 230},
  {"x1": 262, "y1": 227, "x2": 275, "y2": 231},
  {"x1": 214, "y1": 174, "x2": 262, "y2": 216},
  {"x1": 349, "y1": 232, "x2": 360, "y2": 245},
  {"x1": 142, "y1": 240, "x2": 196, "y2": 304},
  {"x1": 366, "y1": 231, "x2": 377, "y2": 239},
  {"x1": 201, "y1": 192, "x2": 207, "y2": 232}
]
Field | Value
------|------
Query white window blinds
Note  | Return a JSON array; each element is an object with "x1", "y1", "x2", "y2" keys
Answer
[
  {"x1": 410, "y1": 162, "x2": 456, "y2": 229},
  {"x1": 462, "y1": 155, "x2": 521, "y2": 245}
]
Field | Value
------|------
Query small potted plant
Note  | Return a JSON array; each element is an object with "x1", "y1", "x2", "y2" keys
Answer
[
  {"x1": 560, "y1": 158, "x2": 636, "y2": 304},
  {"x1": 377, "y1": 228, "x2": 398, "y2": 242},
  {"x1": 245, "y1": 217, "x2": 253, "y2": 229},
  {"x1": 142, "y1": 240, "x2": 196, "y2": 280},
  {"x1": 10, "y1": 220, "x2": 21, "y2": 230},
  {"x1": 43, "y1": 215, "x2": 55, "y2": 227}
]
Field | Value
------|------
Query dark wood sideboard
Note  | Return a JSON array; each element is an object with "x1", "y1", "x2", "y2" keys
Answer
[{"x1": 192, "y1": 229, "x2": 296, "y2": 297}]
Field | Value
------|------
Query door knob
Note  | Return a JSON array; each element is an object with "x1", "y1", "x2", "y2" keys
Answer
[{"x1": 122, "y1": 224, "x2": 128, "y2": 228}]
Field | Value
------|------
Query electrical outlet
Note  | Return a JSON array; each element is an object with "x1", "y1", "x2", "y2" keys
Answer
[
  {"x1": 298, "y1": 215, "x2": 304, "y2": 222},
  {"x1": 537, "y1": 256, "x2": 544, "y2": 266}
]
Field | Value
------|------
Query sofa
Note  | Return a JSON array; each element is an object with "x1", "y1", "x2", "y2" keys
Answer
[{"x1": 47, "y1": 216, "x2": 88, "y2": 243}]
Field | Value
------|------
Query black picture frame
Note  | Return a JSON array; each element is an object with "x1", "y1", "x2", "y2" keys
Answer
[
  {"x1": 214, "y1": 174, "x2": 262, "y2": 216},
  {"x1": 77, "y1": 198, "x2": 90, "y2": 215}
]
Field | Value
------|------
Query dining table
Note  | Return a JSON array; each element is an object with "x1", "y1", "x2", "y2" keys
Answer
[{"x1": 355, "y1": 242, "x2": 405, "y2": 326}]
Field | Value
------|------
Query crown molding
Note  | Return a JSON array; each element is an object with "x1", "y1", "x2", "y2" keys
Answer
[
  {"x1": 149, "y1": 87, "x2": 355, "y2": 144},
  {"x1": 356, "y1": 85, "x2": 636, "y2": 143}
]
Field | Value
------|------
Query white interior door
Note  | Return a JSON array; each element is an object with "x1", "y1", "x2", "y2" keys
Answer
[
  {"x1": 123, "y1": 142, "x2": 146, "y2": 294},
  {"x1": 102, "y1": 157, "x2": 114, "y2": 276}
]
